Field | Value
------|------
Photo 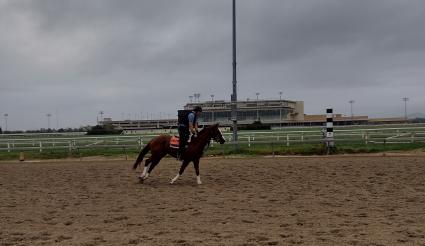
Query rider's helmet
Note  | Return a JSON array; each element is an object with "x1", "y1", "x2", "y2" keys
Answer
[{"x1": 193, "y1": 106, "x2": 202, "y2": 112}]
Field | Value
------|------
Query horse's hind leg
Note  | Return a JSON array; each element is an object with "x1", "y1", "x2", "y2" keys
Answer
[
  {"x1": 139, "y1": 158, "x2": 152, "y2": 180},
  {"x1": 140, "y1": 156, "x2": 163, "y2": 183},
  {"x1": 170, "y1": 160, "x2": 190, "y2": 184}
]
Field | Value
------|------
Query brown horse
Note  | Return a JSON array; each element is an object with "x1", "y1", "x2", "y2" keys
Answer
[{"x1": 132, "y1": 123, "x2": 225, "y2": 184}]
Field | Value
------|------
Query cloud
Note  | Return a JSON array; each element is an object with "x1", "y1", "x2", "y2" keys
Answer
[{"x1": 1, "y1": 0, "x2": 425, "y2": 130}]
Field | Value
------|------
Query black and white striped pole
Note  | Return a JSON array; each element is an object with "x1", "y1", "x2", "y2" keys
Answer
[{"x1": 326, "y1": 108, "x2": 334, "y2": 154}]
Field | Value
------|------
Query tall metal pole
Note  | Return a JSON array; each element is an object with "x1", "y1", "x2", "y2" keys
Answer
[
  {"x1": 211, "y1": 94, "x2": 215, "y2": 123},
  {"x1": 349, "y1": 100, "x2": 355, "y2": 123},
  {"x1": 56, "y1": 109, "x2": 59, "y2": 129},
  {"x1": 279, "y1": 92, "x2": 283, "y2": 128},
  {"x1": 231, "y1": 0, "x2": 238, "y2": 141},
  {"x1": 402, "y1": 97, "x2": 409, "y2": 122},
  {"x1": 100, "y1": 111, "x2": 104, "y2": 121},
  {"x1": 4, "y1": 113, "x2": 8, "y2": 132},
  {"x1": 256, "y1": 92, "x2": 260, "y2": 121},
  {"x1": 47, "y1": 113, "x2": 51, "y2": 129}
]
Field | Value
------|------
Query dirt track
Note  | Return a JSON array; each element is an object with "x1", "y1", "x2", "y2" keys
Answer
[{"x1": 1, "y1": 156, "x2": 425, "y2": 245}]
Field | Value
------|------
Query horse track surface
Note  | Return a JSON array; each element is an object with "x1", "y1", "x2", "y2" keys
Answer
[{"x1": 1, "y1": 156, "x2": 425, "y2": 245}]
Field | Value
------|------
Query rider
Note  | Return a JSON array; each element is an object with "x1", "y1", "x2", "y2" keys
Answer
[{"x1": 177, "y1": 106, "x2": 202, "y2": 160}]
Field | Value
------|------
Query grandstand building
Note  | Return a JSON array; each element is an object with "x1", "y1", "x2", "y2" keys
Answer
[
  {"x1": 100, "y1": 98, "x2": 406, "y2": 133},
  {"x1": 185, "y1": 99, "x2": 304, "y2": 127},
  {"x1": 100, "y1": 99, "x2": 304, "y2": 133}
]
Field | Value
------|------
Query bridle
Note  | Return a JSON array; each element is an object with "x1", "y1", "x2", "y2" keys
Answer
[{"x1": 212, "y1": 128, "x2": 224, "y2": 143}]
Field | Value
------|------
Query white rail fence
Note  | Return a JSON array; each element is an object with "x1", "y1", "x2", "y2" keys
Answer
[{"x1": 1, "y1": 126, "x2": 425, "y2": 153}]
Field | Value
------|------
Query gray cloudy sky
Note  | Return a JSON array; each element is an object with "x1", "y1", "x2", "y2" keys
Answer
[{"x1": 1, "y1": 0, "x2": 425, "y2": 130}]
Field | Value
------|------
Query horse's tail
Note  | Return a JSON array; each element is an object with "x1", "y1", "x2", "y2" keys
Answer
[{"x1": 133, "y1": 142, "x2": 150, "y2": 170}]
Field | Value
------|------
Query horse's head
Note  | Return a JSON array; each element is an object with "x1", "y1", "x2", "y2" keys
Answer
[{"x1": 209, "y1": 124, "x2": 225, "y2": 144}]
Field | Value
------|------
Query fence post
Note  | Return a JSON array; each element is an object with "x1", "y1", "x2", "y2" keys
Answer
[
  {"x1": 411, "y1": 132, "x2": 415, "y2": 143},
  {"x1": 325, "y1": 108, "x2": 335, "y2": 153},
  {"x1": 233, "y1": 140, "x2": 238, "y2": 153},
  {"x1": 7, "y1": 142, "x2": 10, "y2": 153},
  {"x1": 365, "y1": 132, "x2": 368, "y2": 145},
  {"x1": 248, "y1": 136, "x2": 251, "y2": 147},
  {"x1": 286, "y1": 134, "x2": 289, "y2": 146},
  {"x1": 301, "y1": 133, "x2": 304, "y2": 142},
  {"x1": 123, "y1": 147, "x2": 128, "y2": 160},
  {"x1": 39, "y1": 141, "x2": 42, "y2": 152},
  {"x1": 138, "y1": 137, "x2": 143, "y2": 149}
]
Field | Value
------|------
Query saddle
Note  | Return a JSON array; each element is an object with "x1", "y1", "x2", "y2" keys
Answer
[
  {"x1": 170, "y1": 136, "x2": 180, "y2": 149},
  {"x1": 170, "y1": 136, "x2": 191, "y2": 149}
]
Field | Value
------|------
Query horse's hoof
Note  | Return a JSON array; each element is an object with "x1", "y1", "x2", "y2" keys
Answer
[{"x1": 138, "y1": 177, "x2": 144, "y2": 183}]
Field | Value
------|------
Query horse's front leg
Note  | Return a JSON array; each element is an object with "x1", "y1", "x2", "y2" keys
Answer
[
  {"x1": 193, "y1": 159, "x2": 202, "y2": 185},
  {"x1": 170, "y1": 160, "x2": 190, "y2": 184}
]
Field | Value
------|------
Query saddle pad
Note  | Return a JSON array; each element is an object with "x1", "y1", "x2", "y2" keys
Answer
[{"x1": 170, "y1": 136, "x2": 179, "y2": 148}]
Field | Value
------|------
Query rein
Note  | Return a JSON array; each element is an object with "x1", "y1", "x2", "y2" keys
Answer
[{"x1": 189, "y1": 126, "x2": 216, "y2": 153}]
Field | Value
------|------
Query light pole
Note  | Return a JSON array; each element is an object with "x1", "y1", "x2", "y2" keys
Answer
[
  {"x1": 99, "y1": 111, "x2": 104, "y2": 121},
  {"x1": 349, "y1": 100, "x2": 355, "y2": 123},
  {"x1": 256, "y1": 92, "x2": 260, "y2": 121},
  {"x1": 46, "y1": 113, "x2": 51, "y2": 129},
  {"x1": 402, "y1": 97, "x2": 409, "y2": 122},
  {"x1": 193, "y1": 93, "x2": 200, "y2": 103},
  {"x1": 279, "y1": 92, "x2": 283, "y2": 127},
  {"x1": 210, "y1": 94, "x2": 214, "y2": 123},
  {"x1": 4, "y1": 113, "x2": 8, "y2": 132},
  {"x1": 56, "y1": 109, "x2": 59, "y2": 129}
]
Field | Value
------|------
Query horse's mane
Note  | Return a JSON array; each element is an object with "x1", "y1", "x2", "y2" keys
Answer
[
  {"x1": 198, "y1": 124, "x2": 217, "y2": 136},
  {"x1": 190, "y1": 124, "x2": 218, "y2": 144}
]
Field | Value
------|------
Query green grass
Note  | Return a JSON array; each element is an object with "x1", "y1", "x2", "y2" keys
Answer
[{"x1": 1, "y1": 125, "x2": 425, "y2": 161}]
